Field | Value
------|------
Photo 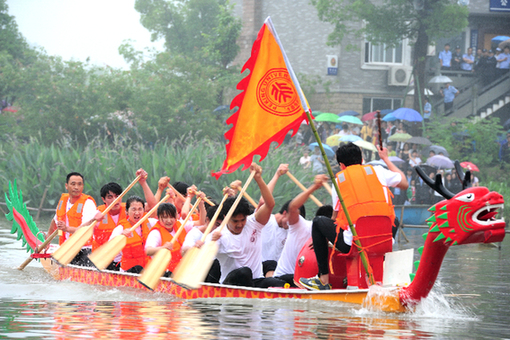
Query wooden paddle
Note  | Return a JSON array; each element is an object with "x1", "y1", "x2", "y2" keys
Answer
[
  {"x1": 172, "y1": 171, "x2": 256, "y2": 289},
  {"x1": 230, "y1": 184, "x2": 257, "y2": 207},
  {"x1": 88, "y1": 193, "x2": 171, "y2": 271},
  {"x1": 171, "y1": 193, "x2": 228, "y2": 286},
  {"x1": 286, "y1": 171, "x2": 323, "y2": 206},
  {"x1": 51, "y1": 175, "x2": 141, "y2": 266},
  {"x1": 169, "y1": 184, "x2": 215, "y2": 207},
  {"x1": 376, "y1": 110, "x2": 383, "y2": 149},
  {"x1": 137, "y1": 197, "x2": 202, "y2": 290},
  {"x1": 18, "y1": 229, "x2": 58, "y2": 270}
]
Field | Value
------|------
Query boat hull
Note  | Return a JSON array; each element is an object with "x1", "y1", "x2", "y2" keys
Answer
[{"x1": 40, "y1": 258, "x2": 405, "y2": 312}]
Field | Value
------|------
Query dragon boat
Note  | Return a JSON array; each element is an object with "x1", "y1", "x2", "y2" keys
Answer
[{"x1": 4, "y1": 164, "x2": 506, "y2": 313}]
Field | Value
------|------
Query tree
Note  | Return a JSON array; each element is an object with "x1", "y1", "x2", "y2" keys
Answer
[{"x1": 311, "y1": 0, "x2": 469, "y2": 113}]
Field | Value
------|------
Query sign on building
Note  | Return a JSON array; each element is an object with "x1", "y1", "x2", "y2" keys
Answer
[{"x1": 327, "y1": 55, "x2": 338, "y2": 75}]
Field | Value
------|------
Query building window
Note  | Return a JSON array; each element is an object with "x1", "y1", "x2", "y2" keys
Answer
[
  {"x1": 364, "y1": 41, "x2": 403, "y2": 64},
  {"x1": 363, "y1": 97, "x2": 402, "y2": 113}
]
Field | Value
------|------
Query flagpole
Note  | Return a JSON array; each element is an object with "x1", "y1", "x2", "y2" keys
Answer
[{"x1": 304, "y1": 109, "x2": 375, "y2": 286}]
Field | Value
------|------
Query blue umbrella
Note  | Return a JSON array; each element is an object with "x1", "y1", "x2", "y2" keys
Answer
[
  {"x1": 391, "y1": 108, "x2": 423, "y2": 122},
  {"x1": 382, "y1": 113, "x2": 397, "y2": 122},
  {"x1": 492, "y1": 36, "x2": 510, "y2": 43},
  {"x1": 338, "y1": 110, "x2": 360, "y2": 117},
  {"x1": 340, "y1": 135, "x2": 363, "y2": 142},
  {"x1": 309, "y1": 142, "x2": 335, "y2": 158}
]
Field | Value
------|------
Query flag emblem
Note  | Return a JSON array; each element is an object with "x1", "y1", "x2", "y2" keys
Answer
[{"x1": 256, "y1": 68, "x2": 300, "y2": 117}]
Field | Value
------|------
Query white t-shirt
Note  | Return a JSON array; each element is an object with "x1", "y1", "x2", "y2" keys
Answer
[
  {"x1": 273, "y1": 215, "x2": 312, "y2": 277},
  {"x1": 214, "y1": 214, "x2": 265, "y2": 283},
  {"x1": 331, "y1": 165, "x2": 402, "y2": 245},
  {"x1": 53, "y1": 197, "x2": 97, "y2": 247},
  {"x1": 409, "y1": 157, "x2": 422, "y2": 167},
  {"x1": 181, "y1": 226, "x2": 204, "y2": 252},
  {"x1": 261, "y1": 215, "x2": 288, "y2": 262}
]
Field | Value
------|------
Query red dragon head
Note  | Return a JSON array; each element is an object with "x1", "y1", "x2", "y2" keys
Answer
[{"x1": 427, "y1": 186, "x2": 505, "y2": 245}]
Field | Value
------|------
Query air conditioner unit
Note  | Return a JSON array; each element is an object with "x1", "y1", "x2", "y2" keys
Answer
[{"x1": 388, "y1": 66, "x2": 412, "y2": 86}]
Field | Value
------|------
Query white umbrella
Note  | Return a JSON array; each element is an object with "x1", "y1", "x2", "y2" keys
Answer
[
  {"x1": 407, "y1": 88, "x2": 434, "y2": 95},
  {"x1": 429, "y1": 75, "x2": 453, "y2": 83},
  {"x1": 354, "y1": 139, "x2": 377, "y2": 152}
]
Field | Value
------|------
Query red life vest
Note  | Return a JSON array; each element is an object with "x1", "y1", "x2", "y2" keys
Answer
[
  {"x1": 149, "y1": 221, "x2": 186, "y2": 273},
  {"x1": 92, "y1": 203, "x2": 127, "y2": 251},
  {"x1": 334, "y1": 164, "x2": 395, "y2": 231},
  {"x1": 56, "y1": 193, "x2": 96, "y2": 245},
  {"x1": 120, "y1": 218, "x2": 150, "y2": 271}
]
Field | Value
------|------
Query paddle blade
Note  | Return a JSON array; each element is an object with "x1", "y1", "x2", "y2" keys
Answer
[
  {"x1": 173, "y1": 241, "x2": 218, "y2": 290},
  {"x1": 51, "y1": 225, "x2": 94, "y2": 266},
  {"x1": 88, "y1": 235, "x2": 126, "y2": 271},
  {"x1": 137, "y1": 248, "x2": 171, "y2": 291},
  {"x1": 171, "y1": 247, "x2": 199, "y2": 285}
]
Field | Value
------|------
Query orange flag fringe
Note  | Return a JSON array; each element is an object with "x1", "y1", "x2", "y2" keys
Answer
[{"x1": 212, "y1": 17, "x2": 310, "y2": 179}]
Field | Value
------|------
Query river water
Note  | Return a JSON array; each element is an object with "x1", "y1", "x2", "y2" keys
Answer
[{"x1": 1, "y1": 216, "x2": 509, "y2": 339}]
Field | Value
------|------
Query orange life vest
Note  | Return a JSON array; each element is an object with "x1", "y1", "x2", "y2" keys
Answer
[
  {"x1": 334, "y1": 164, "x2": 395, "y2": 231},
  {"x1": 149, "y1": 221, "x2": 186, "y2": 273},
  {"x1": 120, "y1": 218, "x2": 150, "y2": 271},
  {"x1": 56, "y1": 193, "x2": 96, "y2": 245},
  {"x1": 92, "y1": 203, "x2": 127, "y2": 251}
]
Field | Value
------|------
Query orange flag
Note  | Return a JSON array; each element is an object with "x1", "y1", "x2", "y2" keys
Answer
[{"x1": 212, "y1": 17, "x2": 310, "y2": 179}]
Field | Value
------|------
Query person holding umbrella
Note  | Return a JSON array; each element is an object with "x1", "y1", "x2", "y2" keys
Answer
[{"x1": 439, "y1": 82, "x2": 459, "y2": 112}]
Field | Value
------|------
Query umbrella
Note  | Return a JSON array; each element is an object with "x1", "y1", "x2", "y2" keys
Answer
[
  {"x1": 429, "y1": 75, "x2": 453, "y2": 83},
  {"x1": 389, "y1": 156, "x2": 404, "y2": 165},
  {"x1": 388, "y1": 133, "x2": 412, "y2": 142},
  {"x1": 312, "y1": 110, "x2": 323, "y2": 116},
  {"x1": 314, "y1": 113, "x2": 339, "y2": 123},
  {"x1": 354, "y1": 139, "x2": 378, "y2": 152},
  {"x1": 382, "y1": 113, "x2": 397, "y2": 122},
  {"x1": 340, "y1": 135, "x2": 362, "y2": 142},
  {"x1": 326, "y1": 135, "x2": 341, "y2": 147},
  {"x1": 407, "y1": 88, "x2": 434, "y2": 95},
  {"x1": 213, "y1": 105, "x2": 230, "y2": 112},
  {"x1": 427, "y1": 155, "x2": 454, "y2": 169},
  {"x1": 422, "y1": 145, "x2": 449, "y2": 157},
  {"x1": 391, "y1": 108, "x2": 423, "y2": 122},
  {"x1": 361, "y1": 111, "x2": 378, "y2": 122},
  {"x1": 309, "y1": 142, "x2": 335, "y2": 158},
  {"x1": 460, "y1": 161, "x2": 479, "y2": 172},
  {"x1": 338, "y1": 110, "x2": 360, "y2": 117},
  {"x1": 406, "y1": 136, "x2": 432, "y2": 145},
  {"x1": 416, "y1": 164, "x2": 437, "y2": 175},
  {"x1": 367, "y1": 160, "x2": 388, "y2": 169},
  {"x1": 492, "y1": 36, "x2": 510, "y2": 44},
  {"x1": 338, "y1": 115, "x2": 363, "y2": 125},
  {"x1": 380, "y1": 109, "x2": 394, "y2": 116}
]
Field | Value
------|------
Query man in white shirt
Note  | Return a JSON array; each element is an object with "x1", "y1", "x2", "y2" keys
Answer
[
  {"x1": 211, "y1": 163, "x2": 286, "y2": 288},
  {"x1": 273, "y1": 175, "x2": 330, "y2": 286}
]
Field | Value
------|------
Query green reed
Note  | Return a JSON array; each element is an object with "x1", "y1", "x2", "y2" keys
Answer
[{"x1": 0, "y1": 136, "x2": 330, "y2": 218}]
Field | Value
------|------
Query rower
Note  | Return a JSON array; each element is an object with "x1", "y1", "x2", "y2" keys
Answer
[
  {"x1": 299, "y1": 143, "x2": 408, "y2": 290},
  {"x1": 108, "y1": 196, "x2": 151, "y2": 273},
  {"x1": 48, "y1": 172, "x2": 98, "y2": 266},
  {"x1": 210, "y1": 163, "x2": 286, "y2": 288}
]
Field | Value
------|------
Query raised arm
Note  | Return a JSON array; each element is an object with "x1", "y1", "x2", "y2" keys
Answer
[
  {"x1": 137, "y1": 168, "x2": 157, "y2": 211},
  {"x1": 251, "y1": 163, "x2": 275, "y2": 225},
  {"x1": 288, "y1": 175, "x2": 328, "y2": 225},
  {"x1": 154, "y1": 176, "x2": 170, "y2": 202},
  {"x1": 378, "y1": 145, "x2": 408, "y2": 190}
]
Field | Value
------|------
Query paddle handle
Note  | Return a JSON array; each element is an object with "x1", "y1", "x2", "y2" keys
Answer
[
  {"x1": 170, "y1": 184, "x2": 215, "y2": 207},
  {"x1": 216, "y1": 171, "x2": 256, "y2": 235},
  {"x1": 322, "y1": 181, "x2": 332, "y2": 195},
  {"x1": 376, "y1": 110, "x2": 383, "y2": 150},
  {"x1": 171, "y1": 197, "x2": 202, "y2": 245},
  {"x1": 128, "y1": 194, "x2": 171, "y2": 233},
  {"x1": 286, "y1": 172, "x2": 323, "y2": 207},
  {"x1": 233, "y1": 185, "x2": 258, "y2": 207},
  {"x1": 200, "y1": 194, "x2": 229, "y2": 242},
  {"x1": 18, "y1": 229, "x2": 59, "y2": 270}
]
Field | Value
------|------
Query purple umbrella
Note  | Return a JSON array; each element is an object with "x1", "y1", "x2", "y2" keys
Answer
[
  {"x1": 426, "y1": 155, "x2": 455, "y2": 169},
  {"x1": 389, "y1": 156, "x2": 404, "y2": 165},
  {"x1": 391, "y1": 108, "x2": 423, "y2": 122}
]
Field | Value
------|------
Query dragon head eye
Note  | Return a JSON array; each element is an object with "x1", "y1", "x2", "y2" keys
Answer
[{"x1": 456, "y1": 193, "x2": 475, "y2": 202}]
